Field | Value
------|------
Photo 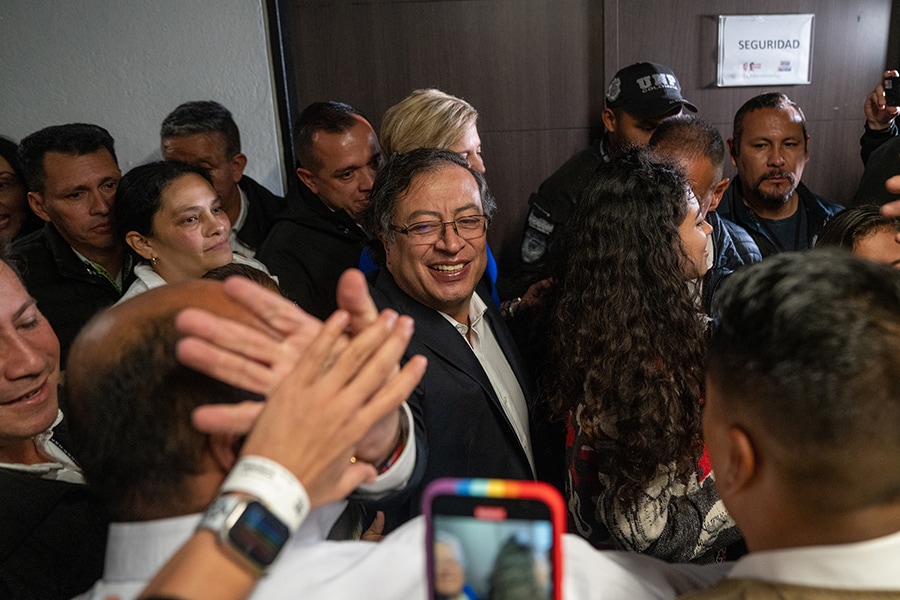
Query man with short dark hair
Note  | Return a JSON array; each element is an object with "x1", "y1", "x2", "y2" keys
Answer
[
  {"x1": 257, "y1": 101, "x2": 382, "y2": 319},
  {"x1": 13, "y1": 123, "x2": 132, "y2": 362},
  {"x1": 362, "y1": 148, "x2": 535, "y2": 530},
  {"x1": 512, "y1": 62, "x2": 696, "y2": 292},
  {"x1": 649, "y1": 115, "x2": 761, "y2": 314},
  {"x1": 717, "y1": 93, "x2": 843, "y2": 256},
  {"x1": 160, "y1": 100, "x2": 286, "y2": 257},
  {"x1": 679, "y1": 249, "x2": 900, "y2": 597}
]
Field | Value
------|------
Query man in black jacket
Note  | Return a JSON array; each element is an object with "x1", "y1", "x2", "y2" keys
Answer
[
  {"x1": 511, "y1": 62, "x2": 696, "y2": 294},
  {"x1": 161, "y1": 100, "x2": 286, "y2": 257},
  {"x1": 718, "y1": 93, "x2": 842, "y2": 256},
  {"x1": 257, "y1": 101, "x2": 382, "y2": 319},
  {"x1": 13, "y1": 123, "x2": 133, "y2": 364}
]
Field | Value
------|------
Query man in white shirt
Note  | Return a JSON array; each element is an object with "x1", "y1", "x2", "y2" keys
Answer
[
  {"x1": 682, "y1": 249, "x2": 900, "y2": 598},
  {"x1": 66, "y1": 276, "x2": 423, "y2": 599}
]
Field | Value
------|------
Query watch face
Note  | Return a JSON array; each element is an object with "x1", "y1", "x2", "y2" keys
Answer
[{"x1": 228, "y1": 501, "x2": 291, "y2": 567}]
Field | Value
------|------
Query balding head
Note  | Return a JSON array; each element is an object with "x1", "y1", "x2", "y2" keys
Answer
[{"x1": 65, "y1": 280, "x2": 265, "y2": 520}]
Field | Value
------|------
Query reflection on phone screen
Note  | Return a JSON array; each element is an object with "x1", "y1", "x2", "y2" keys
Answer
[{"x1": 432, "y1": 508, "x2": 553, "y2": 600}]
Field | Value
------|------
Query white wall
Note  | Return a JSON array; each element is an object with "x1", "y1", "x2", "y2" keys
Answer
[{"x1": 0, "y1": 0, "x2": 285, "y2": 195}]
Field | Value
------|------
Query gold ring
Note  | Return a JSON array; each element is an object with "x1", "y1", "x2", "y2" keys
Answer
[{"x1": 349, "y1": 456, "x2": 357, "y2": 464}]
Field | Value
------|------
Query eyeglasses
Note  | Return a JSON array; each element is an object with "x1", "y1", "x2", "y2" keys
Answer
[{"x1": 389, "y1": 215, "x2": 490, "y2": 245}]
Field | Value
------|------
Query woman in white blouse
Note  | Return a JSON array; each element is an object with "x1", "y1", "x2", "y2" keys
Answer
[{"x1": 116, "y1": 160, "x2": 269, "y2": 302}]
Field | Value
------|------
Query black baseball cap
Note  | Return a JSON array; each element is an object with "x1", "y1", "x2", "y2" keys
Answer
[{"x1": 605, "y1": 62, "x2": 698, "y2": 119}]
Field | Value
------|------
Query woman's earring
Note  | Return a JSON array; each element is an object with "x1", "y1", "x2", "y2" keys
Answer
[{"x1": 151, "y1": 256, "x2": 158, "y2": 267}]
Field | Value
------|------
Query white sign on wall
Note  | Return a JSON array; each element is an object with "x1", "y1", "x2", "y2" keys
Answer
[{"x1": 717, "y1": 14, "x2": 815, "y2": 87}]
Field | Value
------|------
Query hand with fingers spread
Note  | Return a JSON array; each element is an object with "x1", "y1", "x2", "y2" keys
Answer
[
  {"x1": 175, "y1": 269, "x2": 419, "y2": 494},
  {"x1": 139, "y1": 279, "x2": 425, "y2": 600},
  {"x1": 235, "y1": 307, "x2": 425, "y2": 505},
  {"x1": 178, "y1": 269, "x2": 387, "y2": 426}
]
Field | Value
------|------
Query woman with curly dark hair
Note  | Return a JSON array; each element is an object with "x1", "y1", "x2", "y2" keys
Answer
[{"x1": 543, "y1": 150, "x2": 741, "y2": 563}]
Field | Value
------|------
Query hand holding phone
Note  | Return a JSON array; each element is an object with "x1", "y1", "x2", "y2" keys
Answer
[{"x1": 424, "y1": 479, "x2": 565, "y2": 600}]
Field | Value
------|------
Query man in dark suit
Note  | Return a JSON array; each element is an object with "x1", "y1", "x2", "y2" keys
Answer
[
  {"x1": 361, "y1": 148, "x2": 536, "y2": 529},
  {"x1": 161, "y1": 100, "x2": 286, "y2": 258}
]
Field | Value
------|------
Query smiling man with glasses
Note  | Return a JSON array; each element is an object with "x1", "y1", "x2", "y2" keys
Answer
[{"x1": 361, "y1": 148, "x2": 537, "y2": 532}]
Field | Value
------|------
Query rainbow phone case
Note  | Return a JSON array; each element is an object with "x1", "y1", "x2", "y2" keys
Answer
[{"x1": 423, "y1": 478, "x2": 564, "y2": 600}]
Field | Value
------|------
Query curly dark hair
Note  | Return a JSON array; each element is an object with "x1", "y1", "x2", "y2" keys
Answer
[{"x1": 545, "y1": 149, "x2": 706, "y2": 502}]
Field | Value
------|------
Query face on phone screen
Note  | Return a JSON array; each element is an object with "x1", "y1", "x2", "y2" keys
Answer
[{"x1": 430, "y1": 496, "x2": 554, "y2": 600}]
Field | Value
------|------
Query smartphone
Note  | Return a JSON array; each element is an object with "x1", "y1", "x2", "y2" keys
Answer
[
  {"x1": 423, "y1": 478, "x2": 565, "y2": 600},
  {"x1": 884, "y1": 76, "x2": 900, "y2": 107}
]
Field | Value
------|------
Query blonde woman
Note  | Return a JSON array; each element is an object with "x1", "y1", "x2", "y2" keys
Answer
[
  {"x1": 381, "y1": 88, "x2": 484, "y2": 173},
  {"x1": 378, "y1": 89, "x2": 498, "y2": 304}
]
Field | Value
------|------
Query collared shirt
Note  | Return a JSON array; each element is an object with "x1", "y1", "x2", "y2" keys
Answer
[
  {"x1": 724, "y1": 529, "x2": 900, "y2": 590},
  {"x1": 231, "y1": 187, "x2": 256, "y2": 258},
  {"x1": 72, "y1": 246, "x2": 126, "y2": 292},
  {"x1": 77, "y1": 514, "x2": 729, "y2": 600},
  {"x1": 439, "y1": 293, "x2": 535, "y2": 475},
  {"x1": 0, "y1": 410, "x2": 84, "y2": 483},
  {"x1": 117, "y1": 253, "x2": 275, "y2": 304}
]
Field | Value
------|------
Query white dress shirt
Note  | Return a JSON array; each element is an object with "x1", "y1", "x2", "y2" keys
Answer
[
  {"x1": 77, "y1": 512, "x2": 729, "y2": 600},
  {"x1": 723, "y1": 529, "x2": 900, "y2": 590},
  {"x1": 439, "y1": 293, "x2": 535, "y2": 475}
]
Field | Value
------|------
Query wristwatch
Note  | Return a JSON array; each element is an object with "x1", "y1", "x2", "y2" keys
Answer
[{"x1": 199, "y1": 493, "x2": 291, "y2": 575}]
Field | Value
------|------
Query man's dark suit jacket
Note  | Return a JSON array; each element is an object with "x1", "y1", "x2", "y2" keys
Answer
[
  {"x1": 0, "y1": 416, "x2": 109, "y2": 600},
  {"x1": 368, "y1": 269, "x2": 535, "y2": 530},
  {"x1": 236, "y1": 175, "x2": 287, "y2": 252}
]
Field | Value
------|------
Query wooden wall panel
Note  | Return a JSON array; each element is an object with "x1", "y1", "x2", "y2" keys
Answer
[
  {"x1": 271, "y1": 0, "x2": 893, "y2": 275},
  {"x1": 275, "y1": 0, "x2": 602, "y2": 273}
]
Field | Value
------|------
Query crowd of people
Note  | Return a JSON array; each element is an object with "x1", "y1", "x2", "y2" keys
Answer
[{"x1": 2, "y1": 60, "x2": 900, "y2": 599}]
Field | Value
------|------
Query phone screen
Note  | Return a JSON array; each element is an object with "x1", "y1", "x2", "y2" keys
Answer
[
  {"x1": 885, "y1": 76, "x2": 900, "y2": 107},
  {"x1": 430, "y1": 495, "x2": 555, "y2": 600}
]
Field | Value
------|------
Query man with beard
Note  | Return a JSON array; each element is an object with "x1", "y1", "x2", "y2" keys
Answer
[{"x1": 716, "y1": 93, "x2": 842, "y2": 256}]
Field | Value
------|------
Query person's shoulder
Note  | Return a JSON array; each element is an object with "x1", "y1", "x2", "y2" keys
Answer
[
  {"x1": 10, "y1": 225, "x2": 51, "y2": 255},
  {"x1": 9, "y1": 226, "x2": 64, "y2": 282},
  {"x1": 718, "y1": 217, "x2": 762, "y2": 264},
  {"x1": 798, "y1": 183, "x2": 843, "y2": 215},
  {"x1": 239, "y1": 174, "x2": 284, "y2": 203},
  {"x1": 538, "y1": 143, "x2": 606, "y2": 199}
]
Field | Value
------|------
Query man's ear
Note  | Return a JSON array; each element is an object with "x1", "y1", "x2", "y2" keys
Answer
[
  {"x1": 727, "y1": 138, "x2": 738, "y2": 166},
  {"x1": 717, "y1": 425, "x2": 758, "y2": 496},
  {"x1": 708, "y1": 178, "x2": 730, "y2": 212},
  {"x1": 207, "y1": 433, "x2": 240, "y2": 473},
  {"x1": 380, "y1": 234, "x2": 393, "y2": 269},
  {"x1": 230, "y1": 153, "x2": 248, "y2": 183},
  {"x1": 296, "y1": 167, "x2": 318, "y2": 194},
  {"x1": 601, "y1": 108, "x2": 617, "y2": 135},
  {"x1": 125, "y1": 231, "x2": 154, "y2": 261},
  {"x1": 27, "y1": 192, "x2": 52, "y2": 222}
]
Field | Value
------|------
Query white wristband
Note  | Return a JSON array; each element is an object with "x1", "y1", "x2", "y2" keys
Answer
[{"x1": 221, "y1": 455, "x2": 310, "y2": 531}]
